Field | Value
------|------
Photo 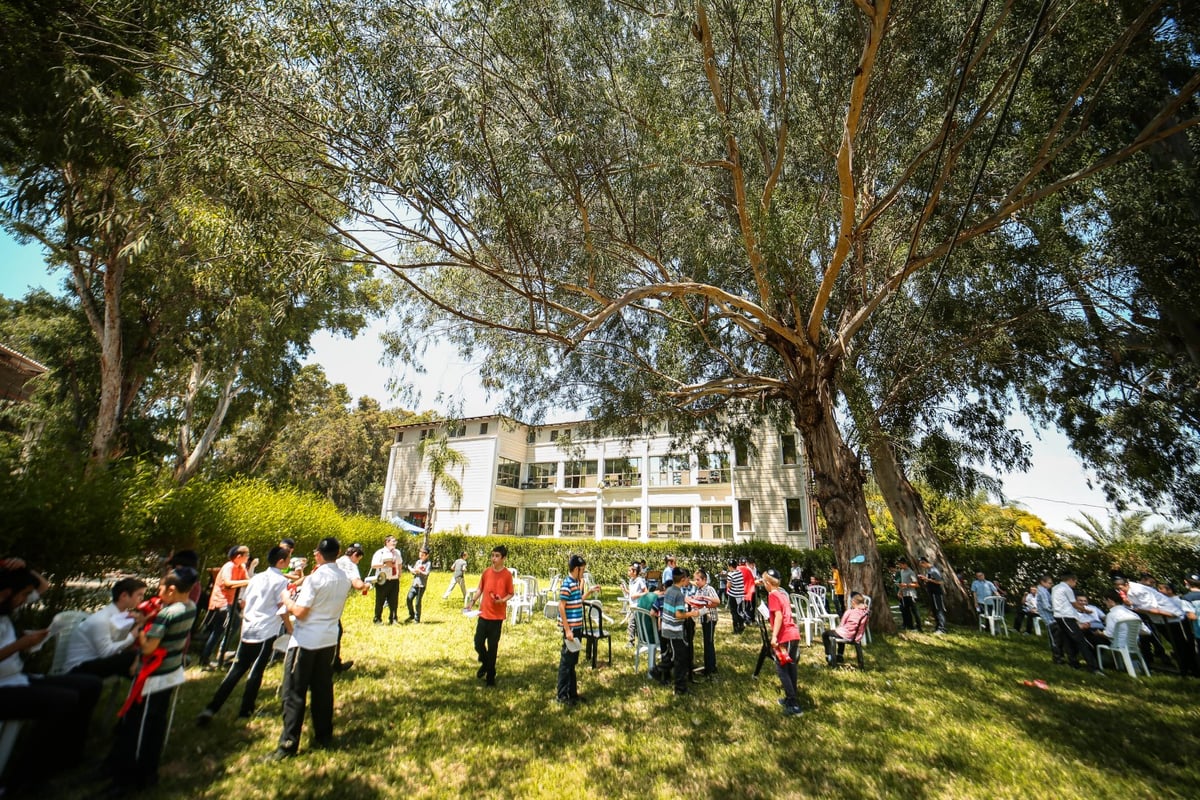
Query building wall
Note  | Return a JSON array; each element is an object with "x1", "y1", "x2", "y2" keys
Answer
[{"x1": 381, "y1": 415, "x2": 817, "y2": 546}]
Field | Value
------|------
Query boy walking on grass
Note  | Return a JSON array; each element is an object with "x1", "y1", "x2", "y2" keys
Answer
[{"x1": 469, "y1": 546, "x2": 513, "y2": 687}]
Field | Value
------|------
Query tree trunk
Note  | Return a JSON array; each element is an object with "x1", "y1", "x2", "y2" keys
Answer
[
  {"x1": 88, "y1": 255, "x2": 125, "y2": 469},
  {"x1": 864, "y1": 419, "x2": 974, "y2": 624},
  {"x1": 792, "y1": 390, "x2": 896, "y2": 635},
  {"x1": 423, "y1": 483, "x2": 435, "y2": 552},
  {"x1": 174, "y1": 367, "x2": 239, "y2": 485}
]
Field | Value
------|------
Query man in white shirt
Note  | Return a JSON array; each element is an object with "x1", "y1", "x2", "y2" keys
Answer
[
  {"x1": 1118, "y1": 574, "x2": 1191, "y2": 673},
  {"x1": 64, "y1": 577, "x2": 147, "y2": 678},
  {"x1": 197, "y1": 547, "x2": 293, "y2": 725},
  {"x1": 1050, "y1": 573, "x2": 1098, "y2": 672},
  {"x1": 332, "y1": 543, "x2": 368, "y2": 673},
  {"x1": 370, "y1": 535, "x2": 403, "y2": 625},
  {"x1": 270, "y1": 537, "x2": 351, "y2": 760},
  {"x1": 1073, "y1": 593, "x2": 1106, "y2": 648},
  {"x1": 406, "y1": 547, "x2": 432, "y2": 623}
]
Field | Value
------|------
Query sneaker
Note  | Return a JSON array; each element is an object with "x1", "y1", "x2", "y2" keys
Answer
[
  {"x1": 195, "y1": 709, "x2": 215, "y2": 727},
  {"x1": 783, "y1": 705, "x2": 805, "y2": 717},
  {"x1": 265, "y1": 747, "x2": 297, "y2": 762},
  {"x1": 373, "y1": 619, "x2": 383, "y2": 625},
  {"x1": 334, "y1": 660, "x2": 353, "y2": 673}
]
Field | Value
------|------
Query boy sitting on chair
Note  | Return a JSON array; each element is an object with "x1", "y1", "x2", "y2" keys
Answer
[{"x1": 822, "y1": 593, "x2": 869, "y2": 666}]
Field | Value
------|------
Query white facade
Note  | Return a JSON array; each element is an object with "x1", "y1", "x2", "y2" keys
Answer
[{"x1": 381, "y1": 415, "x2": 819, "y2": 547}]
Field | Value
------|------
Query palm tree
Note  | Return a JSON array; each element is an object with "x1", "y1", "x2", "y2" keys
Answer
[
  {"x1": 1068, "y1": 511, "x2": 1195, "y2": 546},
  {"x1": 417, "y1": 432, "x2": 469, "y2": 551}
]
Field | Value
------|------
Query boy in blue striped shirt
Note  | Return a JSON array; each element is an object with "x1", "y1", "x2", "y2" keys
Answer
[{"x1": 557, "y1": 555, "x2": 600, "y2": 705}]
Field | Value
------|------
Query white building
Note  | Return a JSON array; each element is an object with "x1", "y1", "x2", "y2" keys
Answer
[{"x1": 381, "y1": 415, "x2": 820, "y2": 547}]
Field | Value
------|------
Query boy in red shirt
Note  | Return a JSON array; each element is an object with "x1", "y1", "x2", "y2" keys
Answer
[{"x1": 468, "y1": 546, "x2": 514, "y2": 686}]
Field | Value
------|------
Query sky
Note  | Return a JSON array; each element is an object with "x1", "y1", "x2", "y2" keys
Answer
[{"x1": 0, "y1": 231, "x2": 1118, "y2": 534}]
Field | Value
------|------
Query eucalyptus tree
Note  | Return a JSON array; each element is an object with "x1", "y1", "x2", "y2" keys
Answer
[
  {"x1": 1, "y1": 1, "x2": 382, "y2": 475},
  {"x1": 242, "y1": 0, "x2": 1196, "y2": 630}
]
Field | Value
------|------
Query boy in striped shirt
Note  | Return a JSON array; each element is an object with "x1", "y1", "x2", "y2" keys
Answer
[{"x1": 557, "y1": 554, "x2": 599, "y2": 705}]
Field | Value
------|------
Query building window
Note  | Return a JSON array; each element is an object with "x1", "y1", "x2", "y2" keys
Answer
[
  {"x1": 448, "y1": 424, "x2": 466, "y2": 438},
  {"x1": 786, "y1": 498, "x2": 804, "y2": 532},
  {"x1": 733, "y1": 439, "x2": 749, "y2": 467},
  {"x1": 738, "y1": 499, "x2": 752, "y2": 532},
  {"x1": 648, "y1": 455, "x2": 691, "y2": 486},
  {"x1": 781, "y1": 433, "x2": 798, "y2": 465},
  {"x1": 699, "y1": 507, "x2": 733, "y2": 540},
  {"x1": 492, "y1": 505, "x2": 517, "y2": 535},
  {"x1": 522, "y1": 508, "x2": 554, "y2": 536},
  {"x1": 563, "y1": 460, "x2": 598, "y2": 489},
  {"x1": 602, "y1": 457, "x2": 641, "y2": 487},
  {"x1": 480, "y1": 422, "x2": 489, "y2": 435},
  {"x1": 648, "y1": 507, "x2": 691, "y2": 539},
  {"x1": 419, "y1": 429, "x2": 431, "y2": 440},
  {"x1": 496, "y1": 457, "x2": 520, "y2": 489},
  {"x1": 527, "y1": 429, "x2": 536, "y2": 444},
  {"x1": 697, "y1": 452, "x2": 730, "y2": 484},
  {"x1": 395, "y1": 431, "x2": 404, "y2": 443},
  {"x1": 560, "y1": 508, "x2": 595, "y2": 537},
  {"x1": 524, "y1": 462, "x2": 556, "y2": 489},
  {"x1": 550, "y1": 429, "x2": 559, "y2": 442},
  {"x1": 603, "y1": 508, "x2": 641, "y2": 539}
]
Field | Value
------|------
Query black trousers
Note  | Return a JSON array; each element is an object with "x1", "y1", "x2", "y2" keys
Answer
[
  {"x1": 71, "y1": 648, "x2": 137, "y2": 680},
  {"x1": 728, "y1": 595, "x2": 745, "y2": 632},
  {"x1": 700, "y1": 618, "x2": 717, "y2": 674},
  {"x1": 899, "y1": 596, "x2": 922, "y2": 631},
  {"x1": 1055, "y1": 616, "x2": 1098, "y2": 670},
  {"x1": 206, "y1": 637, "x2": 275, "y2": 717},
  {"x1": 666, "y1": 637, "x2": 693, "y2": 694},
  {"x1": 375, "y1": 580, "x2": 399, "y2": 622},
  {"x1": 108, "y1": 684, "x2": 177, "y2": 789},
  {"x1": 474, "y1": 617, "x2": 503, "y2": 681},
  {"x1": 1012, "y1": 608, "x2": 1036, "y2": 634},
  {"x1": 0, "y1": 673, "x2": 102, "y2": 782},
  {"x1": 279, "y1": 645, "x2": 336, "y2": 752},
  {"x1": 556, "y1": 630, "x2": 581, "y2": 701}
]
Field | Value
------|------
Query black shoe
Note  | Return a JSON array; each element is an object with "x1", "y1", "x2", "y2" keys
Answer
[
  {"x1": 374, "y1": 619, "x2": 383, "y2": 625},
  {"x1": 572, "y1": 694, "x2": 587, "y2": 704},
  {"x1": 783, "y1": 704, "x2": 805, "y2": 717},
  {"x1": 196, "y1": 709, "x2": 214, "y2": 727},
  {"x1": 476, "y1": 666, "x2": 487, "y2": 679},
  {"x1": 312, "y1": 737, "x2": 334, "y2": 750},
  {"x1": 265, "y1": 747, "x2": 297, "y2": 762},
  {"x1": 485, "y1": 677, "x2": 496, "y2": 687},
  {"x1": 334, "y1": 660, "x2": 353, "y2": 673}
]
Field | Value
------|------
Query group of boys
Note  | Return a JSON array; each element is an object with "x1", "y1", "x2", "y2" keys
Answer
[{"x1": 0, "y1": 554, "x2": 199, "y2": 796}]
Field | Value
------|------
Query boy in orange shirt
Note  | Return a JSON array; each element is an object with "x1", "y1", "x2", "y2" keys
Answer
[{"x1": 468, "y1": 546, "x2": 514, "y2": 686}]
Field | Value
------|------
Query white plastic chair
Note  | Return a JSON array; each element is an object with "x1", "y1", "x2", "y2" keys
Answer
[
  {"x1": 631, "y1": 607, "x2": 661, "y2": 676},
  {"x1": 790, "y1": 594, "x2": 821, "y2": 646},
  {"x1": 978, "y1": 596, "x2": 1009, "y2": 637},
  {"x1": 1096, "y1": 618, "x2": 1151, "y2": 678},
  {"x1": 510, "y1": 578, "x2": 535, "y2": 624},
  {"x1": 807, "y1": 585, "x2": 828, "y2": 613},
  {"x1": 48, "y1": 610, "x2": 90, "y2": 675}
]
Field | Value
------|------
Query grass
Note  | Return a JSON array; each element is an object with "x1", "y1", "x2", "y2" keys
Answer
[{"x1": 49, "y1": 574, "x2": 1200, "y2": 799}]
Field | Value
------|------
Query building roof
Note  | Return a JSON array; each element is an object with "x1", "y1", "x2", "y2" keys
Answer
[
  {"x1": 0, "y1": 343, "x2": 48, "y2": 402},
  {"x1": 388, "y1": 413, "x2": 591, "y2": 431}
]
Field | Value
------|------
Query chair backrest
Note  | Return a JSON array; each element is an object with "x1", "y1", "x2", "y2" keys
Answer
[
  {"x1": 48, "y1": 610, "x2": 91, "y2": 675},
  {"x1": 790, "y1": 593, "x2": 808, "y2": 622},
  {"x1": 983, "y1": 596, "x2": 1005, "y2": 618},
  {"x1": 807, "y1": 585, "x2": 827, "y2": 611},
  {"x1": 1111, "y1": 617, "x2": 1141, "y2": 651},
  {"x1": 633, "y1": 607, "x2": 660, "y2": 647},
  {"x1": 583, "y1": 600, "x2": 606, "y2": 636}
]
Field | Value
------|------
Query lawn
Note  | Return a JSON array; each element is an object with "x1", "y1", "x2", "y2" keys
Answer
[{"x1": 52, "y1": 573, "x2": 1200, "y2": 799}]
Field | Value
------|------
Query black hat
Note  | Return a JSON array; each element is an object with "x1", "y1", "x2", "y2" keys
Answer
[
  {"x1": 763, "y1": 568, "x2": 782, "y2": 582},
  {"x1": 568, "y1": 554, "x2": 587, "y2": 570}
]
